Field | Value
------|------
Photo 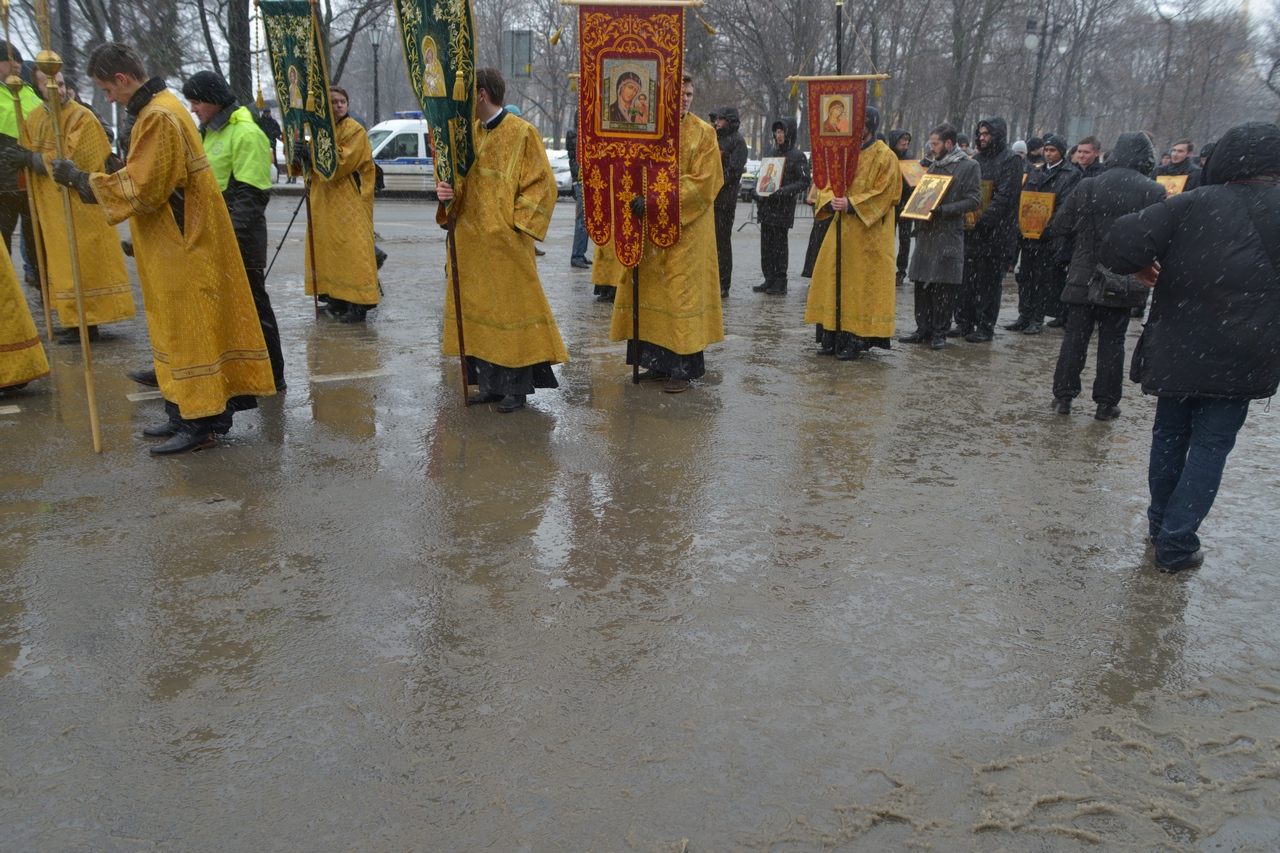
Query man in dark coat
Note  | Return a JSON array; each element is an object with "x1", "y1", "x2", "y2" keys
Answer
[
  {"x1": 256, "y1": 107, "x2": 282, "y2": 176},
  {"x1": 1154, "y1": 138, "x2": 1201, "y2": 189},
  {"x1": 952, "y1": 116, "x2": 1022, "y2": 342},
  {"x1": 1100, "y1": 121, "x2": 1280, "y2": 573},
  {"x1": 752, "y1": 117, "x2": 809, "y2": 295},
  {"x1": 888, "y1": 128, "x2": 913, "y2": 285},
  {"x1": 710, "y1": 106, "x2": 747, "y2": 296},
  {"x1": 1075, "y1": 135, "x2": 1104, "y2": 178},
  {"x1": 1050, "y1": 132, "x2": 1166, "y2": 419},
  {"x1": 898, "y1": 123, "x2": 981, "y2": 349},
  {"x1": 1008, "y1": 133, "x2": 1079, "y2": 334},
  {"x1": 566, "y1": 112, "x2": 590, "y2": 269}
]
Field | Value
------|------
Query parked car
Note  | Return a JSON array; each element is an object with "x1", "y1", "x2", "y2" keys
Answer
[
  {"x1": 545, "y1": 149, "x2": 575, "y2": 196},
  {"x1": 740, "y1": 158, "x2": 760, "y2": 201},
  {"x1": 367, "y1": 113, "x2": 436, "y2": 194}
]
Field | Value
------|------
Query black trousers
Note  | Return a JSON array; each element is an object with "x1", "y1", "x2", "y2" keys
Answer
[
  {"x1": 714, "y1": 199, "x2": 735, "y2": 293},
  {"x1": 1025, "y1": 242, "x2": 1067, "y2": 323},
  {"x1": 626, "y1": 340, "x2": 705, "y2": 380},
  {"x1": 913, "y1": 281, "x2": 956, "y2": 338},
  {"x1": 1014, "y1": 242, "x2": 1039, "y2": 321},
  {"x1": 165, "y1": 397, "x2": 255, "y2": 435},
  {"x1": 0, "y1": 190, "x2": 37, "y2": 283},
  {"x1": 896, "y1": 217, "x2": 911, "y2": 276},
  {"x1": 1052, "y1": 302, "x2": 1131, "y2": 406},
  {"x1": 956, "y1": 253, "x2": 1005, "y2": 336},
  {"x1": 467, "y1": 356, "x2": 558, "y2": 396},
  {"x1": 760, "y1": 218, "x2": 789, "y2": 289}
]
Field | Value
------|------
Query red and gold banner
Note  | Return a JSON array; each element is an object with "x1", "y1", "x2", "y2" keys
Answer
[
  {"x1": 578, "y1": 4, "x2": 683, "y2": 268},
  {"x1": 806, "y1": 79, "x2": 867, "y2": 197}
]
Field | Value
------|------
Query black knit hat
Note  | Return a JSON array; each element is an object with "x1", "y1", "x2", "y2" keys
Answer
[
  {"x1": 1043, "y1": 133, "x2": 1069, "y2": 157},
  {"x1": 1027, "y1": 135, "x2": 1044, "y2": 151},
  {"x1": 182, "y1": 70, "x2": 235, "y2": 106}
]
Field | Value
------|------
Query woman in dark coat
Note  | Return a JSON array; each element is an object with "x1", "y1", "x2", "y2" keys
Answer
[{"x1": 1100, "y1": 121, "x2": 1280, "y2": 573}]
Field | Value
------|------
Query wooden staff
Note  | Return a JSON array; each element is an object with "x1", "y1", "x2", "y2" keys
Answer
[
  {"x1": 40, "y1": 48, "x2": 101, "y2": 452},
  {"x1": 1, "y1": 2, "x2": 53, "y2": 341},
  {"x1": 834, "y1": 0, "x2": 843, "y2": 344},
  {"x1": 630, "y1": 205, "x2": 643, "y2": 384},
  {"x1": 445, "y1": 208, "x2": 469, "y2": 405}
]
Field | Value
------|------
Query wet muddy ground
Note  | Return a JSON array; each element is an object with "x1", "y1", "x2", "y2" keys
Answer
[{"x1": 2, "y1": 198, "x2": 1278, "y2": 851}]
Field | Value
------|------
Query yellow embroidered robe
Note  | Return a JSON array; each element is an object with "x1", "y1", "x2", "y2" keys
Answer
[
  {"x1": 804, "y1": 140, "x2": 902, "y2": 338},
  {"x1": 440, "y1": 114, "x2": 568, "y2": 369},
  {"x1": 591, "y1": 239, "x2": 630, "y2": 290},
  {"x1": 23, "y1": 100, "x2": 135, "y2": 328},
  {"x1": 0, "y1": 241, "x2": 49, "y2": 388},
  {"x1": 89, "y1": 90, "x2": 274, "y2": 419},
  {"x1": 609, "y1": 111, "x2": 724, "y2": 355},
  {"x1": 304, "y1": 116, "x2": 378, "y2": 306}
]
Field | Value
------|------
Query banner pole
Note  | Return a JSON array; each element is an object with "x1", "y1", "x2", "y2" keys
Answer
[
  {"x1": 834, "y1": 0, "x2": 843, "y2": 342},
  {"x1": 446, "y1": 210, "x2": 470, "y2": 406}
]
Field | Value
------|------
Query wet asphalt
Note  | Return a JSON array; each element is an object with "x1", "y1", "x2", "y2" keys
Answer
[{"x1": 2, "y1": 196, "x2": 1278, "y2": 850}]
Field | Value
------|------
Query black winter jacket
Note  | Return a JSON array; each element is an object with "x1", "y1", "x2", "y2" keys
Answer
[
  {"x1": 711, "y1": 105, "x2": 748, "y2": 206},
  {"x1": 1154, "y1": 157, "x2": 1201, "y2": 190},
  {"x1": 965, "y1": 116, "x2": 1023, "y2": 259},
  {"x1": 1023, "y1": 159, "x2": 1080, "y2": 253},
  {"x1": 1101, "y1": 122, "x2": 1280, "y2": 399},
  {"x1": 757, "y1": 118, "x2": 810, "y2": 228},
  {"x1": 1052, "y1": 132, "x2": 1166, "y2": 305}
]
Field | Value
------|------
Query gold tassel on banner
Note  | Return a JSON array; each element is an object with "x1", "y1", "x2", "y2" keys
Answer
[
  {"x1": 254, "y1": 1, "x2": 266, "y2": 108},
  {"x1": 873, "y1": 80, "x2": 882, "y2": 99},
  {"x1": 452, "y1": 76, "x2": 466, "y2": 101},
  {"x1": 550, "y1": 24, "x2": 563, "y2": 45},
  {"x1": 789, "y1": 81, "x2": 799, "y2": 99},
  {"x1": 694, "y1": 8, "x2": 715, "y2": 35}
]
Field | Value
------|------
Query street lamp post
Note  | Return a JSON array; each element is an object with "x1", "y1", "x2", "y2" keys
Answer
[
  {"x1": 1024, "y1": 17, "x2": 1069, "y2": 139},
  {"x1": 369, "y1": 27, "x2": 382, "y2": 125}
]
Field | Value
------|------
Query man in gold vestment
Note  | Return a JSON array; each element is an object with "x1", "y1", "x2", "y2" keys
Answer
[
  {"x1": 0, "y1": 240, "x2": 48, "y2": 393},
  {"x1": 804, "y1": 106, "x2": 902, "y2": 361},
  {"x1": 3, "y1": 67, "x2": 135, "y2": 344},
  {"x1": 610, "y1": 75, "x2": 724, "y2": 394},
  {"x1": 435, "y1": 68, "x2": 567, "y2": 414},
  {"x1": 292, "y1": 86, "x2": 378, "y2": 322},
  {"x1": 53, "y1": 43, "x2": 274, "y2": 456}
]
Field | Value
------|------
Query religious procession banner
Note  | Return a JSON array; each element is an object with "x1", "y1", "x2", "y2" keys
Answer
[
  {"x1": 1018, "y1": 190, "x2": 1056, "y2": 239},
  {"x1": 259, "y1": 0, "x2": 338, "y2": 178},
  {"x1": 392, "y1": 0, "x2": 475, "y2": 198},
  {"x1": 577, "y1": 3, "x2": 684, "y2": 268},
  {"x1": 806, "y1": 79, "x2": 867, "y2": 197}
]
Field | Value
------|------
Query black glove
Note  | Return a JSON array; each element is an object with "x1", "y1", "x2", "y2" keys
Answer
[
  {"x1": 0, "y1": 145, "x2": 45, "y2": 176},
  {"x1": 51, "y1": 159, "x2": 97, "y2": 204},
  {"x1": 292, "y1": 140, "x2": 311, "y2": 169},
  {"x1": 121, "y1": 239, "x2": 134, "y2": 257},
  {"x1": 630, "y1": 195, "x2": 645, "y2": 219}
]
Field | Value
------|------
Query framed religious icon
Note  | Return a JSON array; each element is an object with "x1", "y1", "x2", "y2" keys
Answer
[
  {"x1": 966, "y1": 180, "x2": 994, "y2": 230},
  {"x1": 1156, "y1": 174, "x2": 1188, "y2": 197},
  {"x1": 900, "y1": 173, "x2": 953, "y2": 220},
  {"x1": 755, "y1": 157, "x2": 785, "y2": 196},
  {"x1": 899, "y1": 160, "x2": 925, "y2": 187},
  {"x1": 818, "y1": 94, "x2": 853, "y2": 137},
  {"x1": 1018, "y1": 191, "x2": 1056, "y2": 239},
  {"x1": 600, "y1": 58, "x2": 659, "y2": 134}
]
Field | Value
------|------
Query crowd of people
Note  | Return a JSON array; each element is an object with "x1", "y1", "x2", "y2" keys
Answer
[{"x1": 0, "y1": 39, "x2": 1276, "y2": 575}]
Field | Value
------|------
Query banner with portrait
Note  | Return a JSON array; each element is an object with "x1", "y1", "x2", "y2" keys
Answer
[
  {"x1": 260, "y1": 0, "x2": 338, "y2": 179},
  {"x1": 577, "y1": 4, "x2": 683, "y2": 268},
  {"x1": 392, "y1": 0, "x2": 476, "y2": 200},
  {"x1": 806, "y1": 79, "x2": 867, "y2": 197}
]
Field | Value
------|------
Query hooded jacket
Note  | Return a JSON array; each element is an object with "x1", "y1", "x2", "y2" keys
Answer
[
  {"x1": 711, "y1": 105, "x2": 748, "y2": 206},
  {"x1": 907, "y1": 144, "x2": 982, "y2": 285},
  {"x1": 965, "y1": 116, "x2": 1023, "y2": 259},
  {"x1": 1051, "y1": 132, "x2": 1166, "y2": 304},
  {"x1": 757, "y1": 117, "x2": 810, "y2": 228},
  {"x1": 1101, "y1": 122, "x2": 1280, "y2": 399},
  {"x1": 887, "y1": 129, "x2": 914, "y2": 213}
]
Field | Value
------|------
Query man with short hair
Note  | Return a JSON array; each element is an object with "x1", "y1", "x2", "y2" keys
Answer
[
  {"x1": 53, "y1": 42, "x2": 275, "y2": 455},
  {"x1": 1155, "y1": 138, "x2": 1201, "y2": 189},
  {"x1": 435, "y1": 67, "x2": 567, "y2": 413},
  {"x1": 1007, "y1": 132, "x2": 1079, "y2": 334},
  {"x1": 752, "y1": 117, "x2": 809, "y2": 295},
  {"x1": 292, "y1": 85, "x2": 378, "y2": 321},
  {"x1": 613, "y1": 74, "x2": 723, "y2": 392},
  {"x1": 898, "y1": 123, "x2": 981, "y2": 350},
  {"x1": 957, "y1": 133, "x2": 971, "y2": 156},
  {"x1": 184, "y1": 70, "x2": 285, "y2": 388},
  {"x1": 805, "y1": 106, "x2": 902, "y2": 360},
  {"x1": 953, "y1": 116, "x2": 1022, "y2": 342},
  {"x1": 1075, "y1": 135, "x2": 1104, "y2": 178},
  {"x1": 710, "y1": 105, "x2": 747, "y2": 297}
]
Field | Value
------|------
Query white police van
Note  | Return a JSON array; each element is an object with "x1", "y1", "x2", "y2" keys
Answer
[{"x1": 368, "y1": 111, "x2": 437, "y2": 194}]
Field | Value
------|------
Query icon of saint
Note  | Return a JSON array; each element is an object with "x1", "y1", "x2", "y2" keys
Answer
[{"x1": 422, "y1": 37, "x2": 446, "y2": 97}]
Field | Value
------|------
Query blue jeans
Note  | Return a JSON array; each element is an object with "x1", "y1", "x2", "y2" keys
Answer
[
  {"x1": 571, "y1": 182, "x2": 589, "y2": 262},
  {"x1": 1148, "y1": 396, "x2": 1251, "y2": 563}
]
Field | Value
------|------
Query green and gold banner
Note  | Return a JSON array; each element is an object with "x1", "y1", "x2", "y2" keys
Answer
[
  {"x1": 260, "y1": 0, "x2": 338, "y2": 178},
  {"x1": 393, "y1": 0, "x2": 476, "y2": 200}
]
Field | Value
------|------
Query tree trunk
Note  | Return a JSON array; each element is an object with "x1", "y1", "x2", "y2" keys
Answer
[{"x1": 228, "y1": 0, "x2": 253, "y2": 106}]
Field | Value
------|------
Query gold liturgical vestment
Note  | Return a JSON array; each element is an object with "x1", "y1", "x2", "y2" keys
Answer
[
  {"x1": 440, "y1": 114, "x2": 568, "y2": 369},
  {"x1": 804, "y1": 140, "x2": 902, "y2": 338},
  {"x1": 609, "y1": 111, "x2": 724, "y2": 354},
  {"x1": 0, "y1": 242, "x2": 49, "y2": 389},
  {"x1": 90, "y1": 89, "x2": 274, "y2": 419},
  {"x1": 305, "y1": 116, "x2": 378, "y2": 306},
  {"x1": 591, "y1": 239, "x2": 629, "y2": 290},
  {"x1": 24, "y1": 99, "x2": 136, "y2": 328}
]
